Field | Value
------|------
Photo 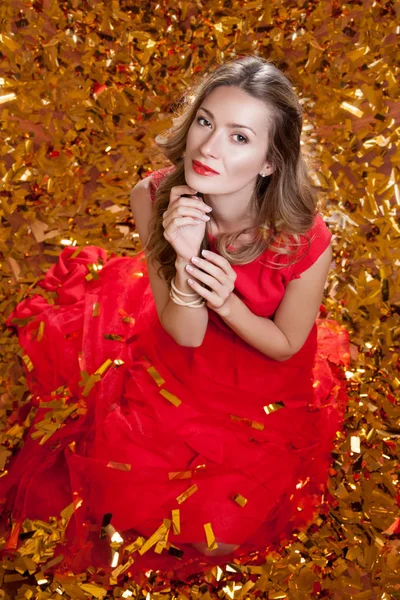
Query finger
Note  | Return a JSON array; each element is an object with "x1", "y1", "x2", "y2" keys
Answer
[
  {"x1": 172, "y1": 196, "x2": 212, "y2": 214},
  {"x1": 185, "y1": 265, "x2": 224, "y2": 295},
  {"x1": 188, "y1": 256, "x2": 227, "y2": 285},
  {"x1": 170, "y1": 186, "x2": 199, "y2": 205},
  {"x1": 170, "y1": 189, "x2": 212, "y2": 213},
  {"x1": 166, "y1": 206, "x2": 211, "y2": 223},
  {"x1": 200, "y1": 250, "x2": 237, "y2": 280},
  {"x1": 187, "y1": 278, "x2": 222, "y2": 306},
  {"x1": 163, "y1": 215, "x2": 206, "y2": 231}
]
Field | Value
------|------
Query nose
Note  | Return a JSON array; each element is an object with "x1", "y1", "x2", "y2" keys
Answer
[{"x1": 199, "y1": 129, "x2": 221, "y2": 159}]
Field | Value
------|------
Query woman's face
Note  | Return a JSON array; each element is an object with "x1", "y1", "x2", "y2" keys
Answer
[{"x1": 184, "y1": 86, "x2": 271, "y2": 196}]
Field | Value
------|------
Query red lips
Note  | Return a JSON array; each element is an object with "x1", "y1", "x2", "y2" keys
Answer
[{"x1": 192, "y1": 160, "x2": 219, "y2": 174}]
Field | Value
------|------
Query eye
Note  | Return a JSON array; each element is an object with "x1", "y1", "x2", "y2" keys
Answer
[
  {"x1": 232, "y1": 133, "x2": 249, "y2": 144},
  {"x1": 197, "y1": 116, "x2": 211, "y2": 127}
]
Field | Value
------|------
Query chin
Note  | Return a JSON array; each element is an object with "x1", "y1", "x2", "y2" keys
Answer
[{"x1": 184, "y1": 169, "x2": 218, "y2": 195}]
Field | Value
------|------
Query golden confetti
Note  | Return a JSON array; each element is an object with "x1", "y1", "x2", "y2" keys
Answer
[
  {"x1": 1, "y1": 0, "x2": 399, "y2": 597},
  {"x1": 159, "y1": 388, "x2": 182, "y2": 407},
  {"x1": 147, "y1": 365, "x2": 165, "y2": 387},
  {"x1": 230, "y1": 414, "x2": 264, "y2": 430},
  {"x1": 36, "y1": 321, "x2": 45, "y2": 342},
  {"x1": 172, "y1": 509, "x2": 181, "y2": 535},
  {"x1": 168, "y1": 470, "x2": 192, "y2": 480},
  {"x1": 204, "y1": 523, "x2": 218, "y2": 551},
  {"x1": 139, "y1": 519, "x2": 171, "y2": 555},
  {"x1": 176, "y1": 484, "x2": 198, "y2": 505},
  {"x1": 263, "y1": 402, "x2": 285, "y2": 415},
  {"x1": 232, "y1": 494, "x2": 248, "y2": 508},
  {"x1": 22, "y1": 354, "x2": 34, "y2": 372}
]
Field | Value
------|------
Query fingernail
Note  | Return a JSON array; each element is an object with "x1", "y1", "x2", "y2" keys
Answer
[
  {"x1": 186, "y1": 264, "x2": 194, "y2": 271},
  {"x1": 205, "y1": 206, "x2": 212, "y2": 212},
  {"x1": 201, "y1": 250, "x2": 209, "y2": 257},
  {"x1": 191, "y1": 256, "x2": 200, "y2": 263}
]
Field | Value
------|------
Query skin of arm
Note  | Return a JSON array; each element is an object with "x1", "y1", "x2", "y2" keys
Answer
[
  {"x1": 130, "y1": 177, "x2": 208, "y2": 347},
  {"x1": 210, "y1": 244, "x2": 333, "y2": 361}
]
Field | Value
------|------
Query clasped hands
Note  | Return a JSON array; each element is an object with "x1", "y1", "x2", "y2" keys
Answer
[{"x1": 183, "y1": 249, "x2": 237, "y2": 316}]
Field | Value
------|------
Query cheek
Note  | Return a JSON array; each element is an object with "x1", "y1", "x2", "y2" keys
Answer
[{"x1": 226, "y1": 148, "x2": 264, "y2": 176}]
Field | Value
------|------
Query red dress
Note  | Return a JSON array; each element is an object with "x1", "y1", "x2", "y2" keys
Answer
[{"x1": 0, "y1": 167, "x2": 350, "y2": 579}]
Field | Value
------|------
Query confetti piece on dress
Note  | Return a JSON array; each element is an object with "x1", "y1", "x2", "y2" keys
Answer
[
  {"x1": 81, "y1": 373, "x2": 102, "y2": 397},
  {"x1": 168, "y1": 470, "x2": 192, "y2": 480},
  {"x1": 36, "y1": 320, "x2": 45, "y2": 342},
  {"x1": 204, "y1": 523, "x2": 218, "y2": 551},
  {"x1": 147, "y1": 365, "x2": 165, "y2": 386},
  {"x1": 92, "y1": 302, "x2": 100, "y2": 317},
  {"x1": 232, "y1": 494, "x2": 248, "y2": 508},
  {"x1": 107, "y1": 461, "x2": 132, "y2": 471},
  {"x1": 159, "y1": 388, "x2": 182, "y2": 407},
  {"x1": 176, "y1": 484, "x2": 198, "y2": 504},
  {"x1": 138, "y1": 519, "x2": 171, "y2": 555},
  {"x1": 171, "y1": 509, "x2": 180, "y2": 534},
  {"x1": 22, "y1": 354, "x2": 34, "y2": 372},
  {"x1": 230, "y1": 414, "x2": 264, "y2": 430},
  {"x1": 263, "y1": 402, "x2": 285, "y2": 415},
  {"x1": 111, "y1": 557, "x2": 134, "y2": 580},
  {"x1": 95, "y1": 358, "x2": 113, "y2": 376},
  {"x1": 124, "y1": 536, "x2": 145, "y2": 554},
  {"x1": 104, "y1": 334, "x2": 125, "y2": 341}
]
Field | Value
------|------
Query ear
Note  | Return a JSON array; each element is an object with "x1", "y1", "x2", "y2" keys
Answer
[{"x1": 259, "y1": 163, "x2": 274, "y2": 177}]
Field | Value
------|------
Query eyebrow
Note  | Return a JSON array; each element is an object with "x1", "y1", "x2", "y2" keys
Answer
[{"x1": 198, "y1": 107, "x2": 257, "y2": 136}]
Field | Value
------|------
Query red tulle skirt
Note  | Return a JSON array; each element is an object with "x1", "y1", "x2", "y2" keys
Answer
[{"x1": 0, "y1": 246, "x2": 350, "y2": 579}]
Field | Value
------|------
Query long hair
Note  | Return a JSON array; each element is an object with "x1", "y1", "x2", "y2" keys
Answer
[{"x1": 145, "y1": 55, "x2": 317, "y2": 283}]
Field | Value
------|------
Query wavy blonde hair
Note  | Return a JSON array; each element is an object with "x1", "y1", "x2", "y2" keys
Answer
[{"x1": 145, "y1": 55, "x2": 317, "y2": 283}]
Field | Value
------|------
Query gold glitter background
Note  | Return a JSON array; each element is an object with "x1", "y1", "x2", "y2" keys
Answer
[{"x1": 0, "y1": 0, "x2": 399, "y2": 598}]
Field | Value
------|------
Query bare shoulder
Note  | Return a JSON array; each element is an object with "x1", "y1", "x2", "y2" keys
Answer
[
  {"x1": 130, "y1": 176, "x2": 154, "y2": 246},
  {"x1": 130, "y1": 175, "x2": 152, "y2": 208}
]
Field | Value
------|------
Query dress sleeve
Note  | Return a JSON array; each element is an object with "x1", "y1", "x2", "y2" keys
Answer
[
  {"x1": 286, "y1": 214, "x2": 332, "y2": 281},
  {"x1": 144, "y1": 166, "x2": 174, "y2": 203}
]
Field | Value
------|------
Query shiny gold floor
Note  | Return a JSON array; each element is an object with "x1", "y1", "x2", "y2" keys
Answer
[{"x1": 0, "y1": 1, "x2": 399, "y2": 598}]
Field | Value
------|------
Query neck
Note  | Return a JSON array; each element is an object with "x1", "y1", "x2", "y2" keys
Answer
[{"x1": 204, "y1": 184, "x2": 257, "y2": 235}]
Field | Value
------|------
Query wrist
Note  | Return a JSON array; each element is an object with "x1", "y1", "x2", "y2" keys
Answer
[
  {"x1": 214, "y1": 292, "x2": 238, "y2": 319},
  {"x1": 175, "y1": 256, "x2": 190, "y2": 269}
]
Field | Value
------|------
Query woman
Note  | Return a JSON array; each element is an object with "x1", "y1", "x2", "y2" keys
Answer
[{"x1": 1, "y1": 56, "x2": 349, "y2": 578}]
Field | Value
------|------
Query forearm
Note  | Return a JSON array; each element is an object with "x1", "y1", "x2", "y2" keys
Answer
[
  {"x1": 160, "y1": 258, "x2": 208, "y2": 347},
  {"x1": 219, "y1": 294, "x2": 294, "y2": 361}
]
